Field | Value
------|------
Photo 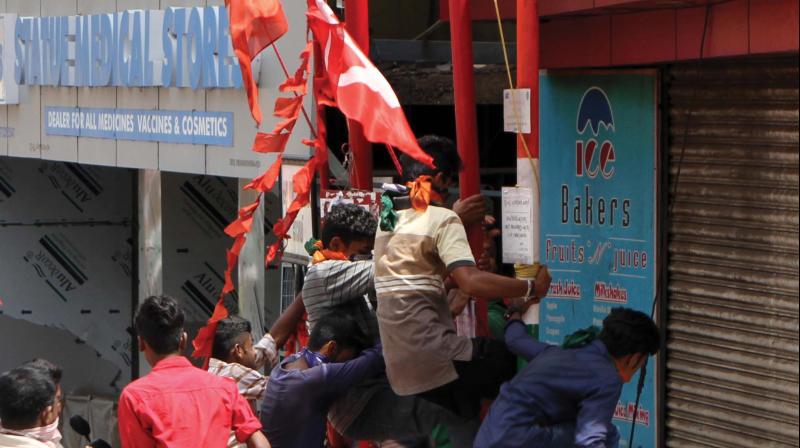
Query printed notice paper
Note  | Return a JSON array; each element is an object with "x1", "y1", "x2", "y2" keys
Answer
[{"x1": 502, "y1": 186, "x2": 534, "y2": 265}]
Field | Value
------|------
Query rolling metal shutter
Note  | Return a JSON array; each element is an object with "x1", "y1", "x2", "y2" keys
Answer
[{"x1": 666, "y1": 57, "x2": 799, "y2": 447}]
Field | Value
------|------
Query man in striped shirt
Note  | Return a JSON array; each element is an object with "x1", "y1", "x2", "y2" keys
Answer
[{"x1": 209, "y1": 306, "x2": 305, "y2": 448}]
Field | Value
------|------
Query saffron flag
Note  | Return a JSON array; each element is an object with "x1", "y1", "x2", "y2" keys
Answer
[
  {"x1": 306, "y1": 0, "x2": 433, "y2": 168},
  {"x1": 192, "y1": 298, "x2": 230, "y2": 369},
  {"x1": 227, "y1": 0, "x2": 289, "y2": 125}
]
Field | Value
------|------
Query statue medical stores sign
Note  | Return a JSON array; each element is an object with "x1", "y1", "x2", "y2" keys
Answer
[{"x1": 539, "y1": 71, "x2": 658, "y2": 447}]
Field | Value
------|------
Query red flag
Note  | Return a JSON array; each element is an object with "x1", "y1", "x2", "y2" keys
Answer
[
  {"x1": 227, "y1": 0, "x2": 289, "y2": 125},
  {"x1": 306, "y1": 0, "x2": 433, "y2": 168},
  {"x1": 192, "y1": 298, "x2": 230, "y2": 369},
  {"x1": 245, "y1": 154, "x2": 283, "y2": 192}
]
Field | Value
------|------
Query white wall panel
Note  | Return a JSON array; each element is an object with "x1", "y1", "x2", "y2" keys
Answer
[
  {"x1": 6, "y1": 0, "x2": 41, "y2": 159},
  {"x1": 38, "y1": 0, "x2": 78, "y2": 162},
  {"x1": 4, "y1": 0, "x2": 314, "y2": 176},
  {"x1": 156, "y1": 0, "x2": 207, "y2": 174},
  {"x1": 115, "y1": 0, "x2": 159, "y2": 170},
  {"x1": 0, "y1": 0, "x2": 8, "y2": 160},
  {"x1": 76, "y1": 0, "x2": 118, "y2": 166}
]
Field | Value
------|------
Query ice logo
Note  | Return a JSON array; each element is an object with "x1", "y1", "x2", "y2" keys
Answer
[
  {"x1": 575, "y1": 87, "x2": 615, "y2": 179},
  {"x1": 577, "y1": 87, "x2": 615, "y2": 136}
]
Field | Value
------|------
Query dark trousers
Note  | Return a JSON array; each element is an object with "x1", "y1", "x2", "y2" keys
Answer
[{"x1": 419, "y1": 337, "x2": 517, "y2": 420}]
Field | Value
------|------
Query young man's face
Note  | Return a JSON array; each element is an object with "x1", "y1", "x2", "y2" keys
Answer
[
  {"x1": 345, "y1": 238, "x2": 374, "y2": 260},
  {"x1": 234, "y1": 333, "x2": 258, "y2": 370},
  {"x1": 432, "y1": 172, "x2": 456, "y2": 204},
  {"x1": 616, "y1": 353, "x2": 647, "y2": 383}
]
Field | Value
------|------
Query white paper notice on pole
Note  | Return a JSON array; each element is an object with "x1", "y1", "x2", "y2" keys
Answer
[
  {"x1": 503, "y1": 88, "x2": 531, "y2": 134},
  {"x1": 502, "y1": 186, "x2": 534, "y2": 265}
]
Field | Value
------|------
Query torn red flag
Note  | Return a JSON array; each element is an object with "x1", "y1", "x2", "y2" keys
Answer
[
  {"x1": 227, "y1": 0, "x2": 289, "y2": 125},
  {"x1": 253, "y1": 132, "x2": 292, "y2": 153},
  {"x1": 245, "y1": 154, "x2": 283, "y2": 193},
  {"x1": 280, "y1": 41, "x2": 314, "y2": 94},
  {"x1": 274, "y1": 97, "x2": 304, "y2": 119},
  {"x1": 192, "y1": 297, "x2": 230, "y2": 369}
]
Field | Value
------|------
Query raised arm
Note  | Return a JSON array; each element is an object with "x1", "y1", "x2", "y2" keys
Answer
[
  {"x1": 450, "y1": 264, "x2": 551, "y2": 302},
  {"x1": 437, "y1": 209, "x2": 550, "y2": 301},
  {"x1": 322, "y1": 345, "x2": 385, "y2": 395},
  {"x1": 504, "y1": 319, "x2": 552, "y2": 361},
  {"x1": 268, "y1": 292, "x2": 306, "y2": 350}
]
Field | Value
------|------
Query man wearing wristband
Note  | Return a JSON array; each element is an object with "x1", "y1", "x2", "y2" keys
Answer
[{"x1": 375, "y1": 135, "x2": 553, "y2": 439}]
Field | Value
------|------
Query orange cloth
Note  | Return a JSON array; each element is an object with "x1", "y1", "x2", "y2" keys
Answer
[
  {"x1": 309, "y1": 240, "x2": 348, "y2": 264},
  {"x1": 406, "y1": 175, "x2": 443, "y2": 212}
]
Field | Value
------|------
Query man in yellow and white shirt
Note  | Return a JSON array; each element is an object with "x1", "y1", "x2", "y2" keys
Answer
[{"x1": 375, "y1": 135, "x2": 552, "y2": 425}]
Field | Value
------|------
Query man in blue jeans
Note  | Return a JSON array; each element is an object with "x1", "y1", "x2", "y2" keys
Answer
[{"x1": 475, "y1": 307, "x2": 660, "y2": 448}]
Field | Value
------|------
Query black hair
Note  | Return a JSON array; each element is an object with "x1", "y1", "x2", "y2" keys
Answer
[
  {"x1": 134, "y1": 295, "x2": 185, "y2": 355},
  {"x1": 399, "y1": 135, "x2": 462, "y2": 183},
  {"x1": 599, "y1": 307, "x2": 661, "y2": 359},
  {"x1": 24, "y1": 358, "x2": 62, "y2": 384},
  {"x1": 307, "y1": 312, "x2": 369, "y2": 354},
  {"x1": 321, "y1": 203, "x2": 377, "y2": 247},
  {"x1": 212, "y1": 316, "x2": 252, "y2": 361},
  {"x1": 0, "y1": 366, "x2": 56, "y2": 429}
]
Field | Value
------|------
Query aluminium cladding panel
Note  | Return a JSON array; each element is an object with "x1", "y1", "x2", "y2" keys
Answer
[
  {"x1": 665, "y1": 56, "x2": 799, "y2": 448},
  {"x1": 160, "y1": 172, "x2": 236, "y2": 324},
  {"x1": 0, "y1": 157, "x2": 134, "y2": 390}
]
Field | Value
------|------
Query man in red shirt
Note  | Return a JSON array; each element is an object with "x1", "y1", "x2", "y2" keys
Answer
[{"x1": 118, "y1": 295, "x2": 270, "y2": 448}]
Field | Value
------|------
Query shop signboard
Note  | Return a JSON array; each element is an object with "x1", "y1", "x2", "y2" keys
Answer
[{"x1": 539, "y1": 71, "x2": 658, "y2": 448}]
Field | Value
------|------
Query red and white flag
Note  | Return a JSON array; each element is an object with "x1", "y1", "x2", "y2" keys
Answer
[{"x1": 307, "y1": 0, "x2": 433, "y2": 167}]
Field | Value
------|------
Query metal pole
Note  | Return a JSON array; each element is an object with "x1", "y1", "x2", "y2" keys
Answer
[
  {"x1": 516, "y1": 0, "x2": 541, "y2": 326},
  {"x1": 313, "y1": 42, "x2": 330, "y2": 190},
  {"x1": 345, "y1": 0, "x2": 372, "y2": 190},
  {"x1": 448, "y1": 0, "x2": 486, "y2": 336}
]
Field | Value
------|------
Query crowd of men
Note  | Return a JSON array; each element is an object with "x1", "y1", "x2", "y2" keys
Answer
[{"x1": 0, "y1": 135, "x2": 660, "y2": 448}]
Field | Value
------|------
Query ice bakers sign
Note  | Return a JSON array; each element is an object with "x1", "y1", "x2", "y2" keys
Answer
[
  {"x1": 567, "y1": 87, "x2": 629, "y2": 230},
  {"x1": 539, "y1": 72, "x2": 658, "y2": 447},
  {"x1": 0, "y1": 6, "x2": 256, "y2": 102}
]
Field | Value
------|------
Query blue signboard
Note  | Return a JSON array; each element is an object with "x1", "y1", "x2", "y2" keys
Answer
[
  {"x1": 45, "y1": 107, "x2": 233, "y2": 146},
  {"x1": 539, "y1": 72, "x2": 658, "y2": 448}
]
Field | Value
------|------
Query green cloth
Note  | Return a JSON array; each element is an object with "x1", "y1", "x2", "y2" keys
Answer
[
  {"x1": 304, "y1": 238, "x2": 320, "y2": 256},
  {"x1": 488, "y1": 301, "x2": 508, "y2": 341},
  {"x1": 379, "y1": 194, "x2": 398, "y2": 231},
  {"x1": 431, "y1": 425, "x2": 453, "y2": 448},
  {"x1": 562, "y1": 326, "x2": 601, "y2": 349}
]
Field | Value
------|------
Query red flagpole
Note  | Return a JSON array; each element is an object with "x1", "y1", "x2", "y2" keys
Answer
[
  {"x1": 345, "y1": 0, "x2": 373, "y2": 191},
  {"x1": 449, "y1": 0, "x2": 486, "y2": 336}
]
